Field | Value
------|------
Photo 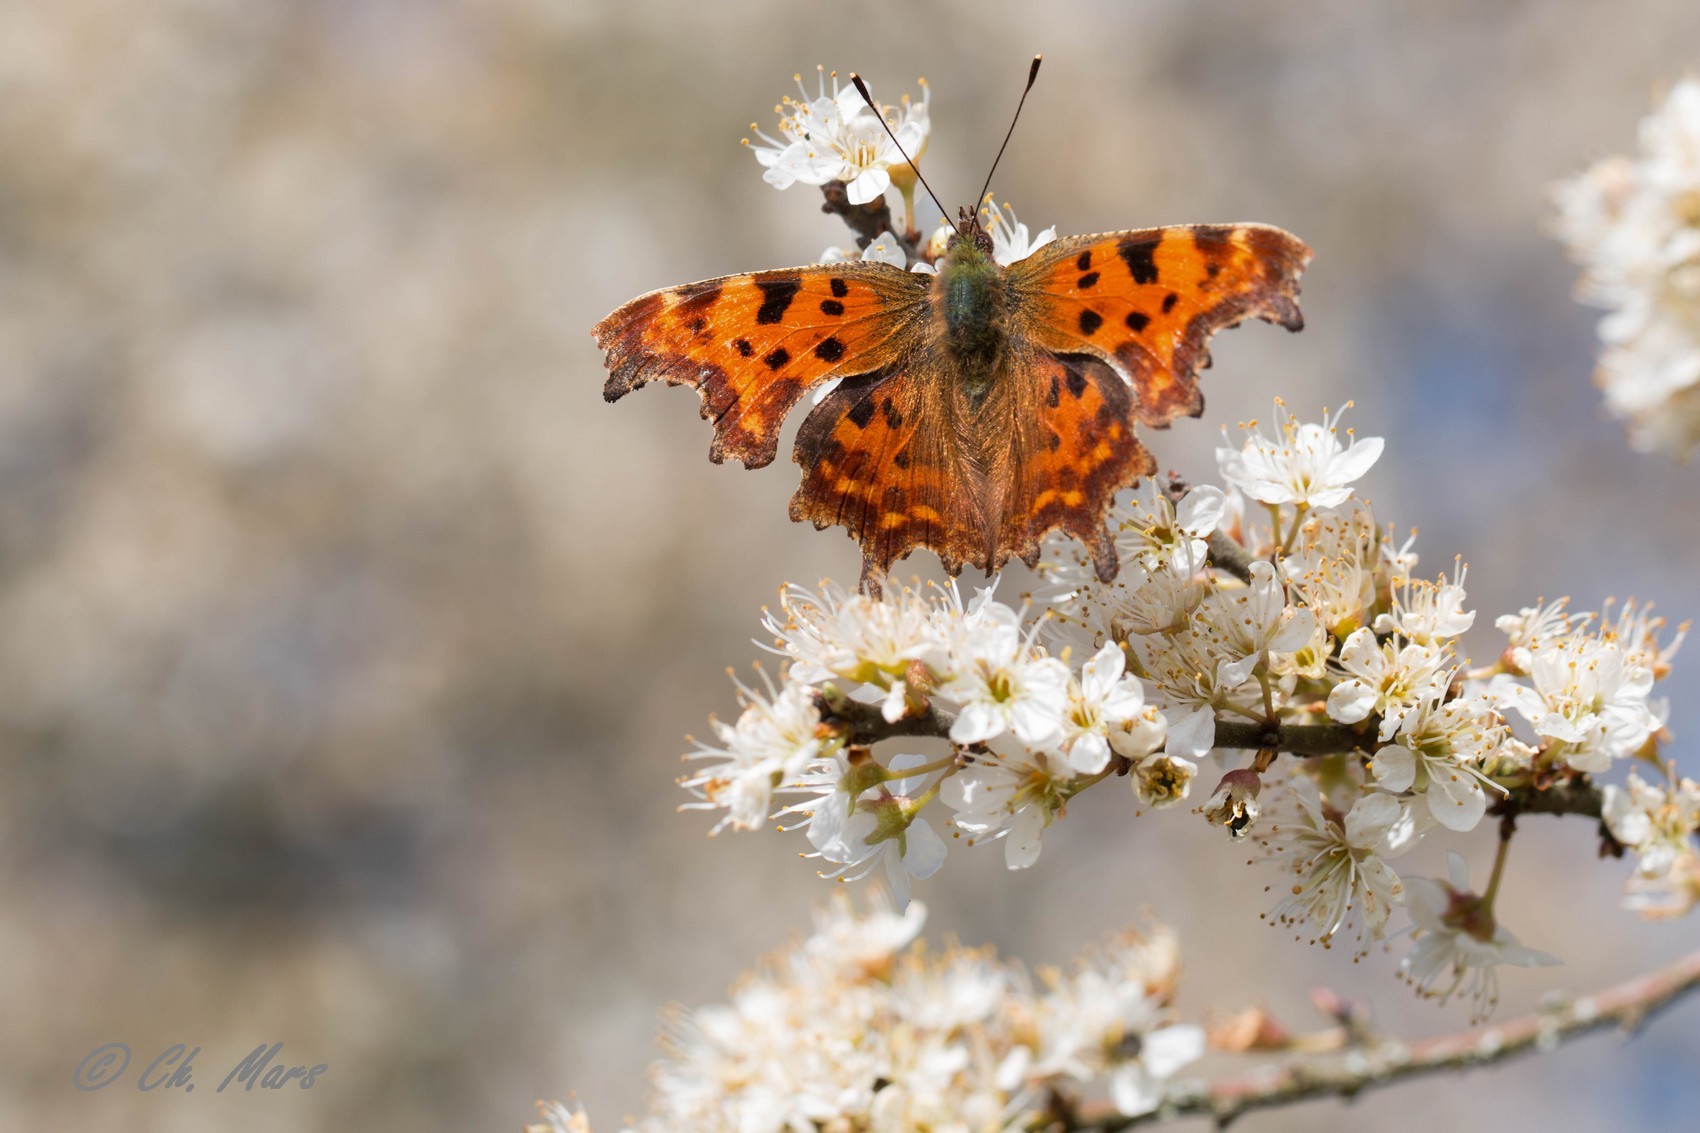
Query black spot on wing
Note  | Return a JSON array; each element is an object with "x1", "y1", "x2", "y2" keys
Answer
[
  {"x1": 814, "y1": 336, "x2": 845, "y2": 362},
  {"x1": 829, "y1": 277, "x2": 849, "y2": 298},
  {"x1": 1065, "y1": 368, "x2": 1088, "y2": 399},
  {"x1": 733, "y1": 338, "x2": 754, "y2": 357},
  {"x1": 1047, "y1": 376, "x2": 1061, "y2": 408},
  {"x1": 880, "y1": 398, "x2": 902, "y2": 429},
  {"x1": 847, "y1": 396, "x2": 877, "y2": 429},
  {"x1": 1077, "y1": 271, "x2": 1100, "y2": 289},
  {"x1": 1076, "y1": 250, "x2": 1092, "y2": 271},
  {"x1": 763, "y1": 346, "x2": 790, "y2": 370},
  {"x1": 820, "y1": 299, "x2": 845, "y2": 316},
  {"x1": 755, "y1": 277, "x2": 801, "y2": 324},
  {"x1": 1125, "y1": 311, "x2": 1150, "y2": 333},
  {"x1": 1078, "y1": 309, "x2": 1103, "y2": 336},
  {"x1": 1118, "y1": 238, "x2": 1160, "y2": 285},
  {"x1": 1162, "y1": 292, "x2": 1178, "y2": 313}
]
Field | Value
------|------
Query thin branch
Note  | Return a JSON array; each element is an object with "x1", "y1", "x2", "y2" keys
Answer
[
  {"x1": 818, "y1": 180, "x2": 918, "y2": 258},
  {"x1": 1207, "y1": 531, "x2": 1257, "y2": 584},
  {"x1": 1492, "y1": 776, "x2": 1604, "y2": 821},
  {"x1": 820, "y1": 698, "x2": 1606, "y2": 821},
  {"x1": 1211, "y1": 720, "x2": 1373, "y2": 756},
  {"x1": 1072, "y1": 947, "x2": 1700, "y2": 1130}
]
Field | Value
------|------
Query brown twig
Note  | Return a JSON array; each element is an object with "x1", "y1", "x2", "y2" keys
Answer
[
  {"x1": 819, "y1": 698, "x2": 1606, "y2": 821},
  {"x1": 1206, "y1": 531, "x2": 1257, "y2": 584},
  {"x1": 1066, "y1": 947, "x2": 1700, "y2": 1130},
  {"x1": 819, "y1": 180, "x2": 917, "y2": 258}
]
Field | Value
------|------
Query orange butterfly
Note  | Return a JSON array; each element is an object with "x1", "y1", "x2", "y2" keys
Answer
[{"x1": 594, "y1": 71, "x2": 1310, "y2": 593}]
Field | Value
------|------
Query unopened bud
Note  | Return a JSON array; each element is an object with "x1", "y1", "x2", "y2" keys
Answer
[{"x1": 1201, "y1": 768, "x2": 1263, "y2": 838}]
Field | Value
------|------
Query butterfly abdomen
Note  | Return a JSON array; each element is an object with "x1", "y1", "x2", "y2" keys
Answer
[{"x1": 935, "y1": 240, "x2": 1006, "y2": 391}]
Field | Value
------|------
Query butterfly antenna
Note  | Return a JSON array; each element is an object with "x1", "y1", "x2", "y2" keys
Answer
[
  {"x1": 848, "y1": 72, "x2": 950, "y2": 227},
  {"x1": 974, "y1": 54, "x2": 1043, "y2": 215}
]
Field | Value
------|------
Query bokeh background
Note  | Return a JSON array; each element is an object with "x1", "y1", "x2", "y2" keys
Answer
[{"x1": 3, "y1": 1, "x2": 1698, "y2": 1130}]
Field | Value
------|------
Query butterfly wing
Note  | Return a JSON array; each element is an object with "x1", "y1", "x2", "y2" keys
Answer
[
  {"x1": 991, "y1": 347, "x2": 1156, "y2": 582},
  {"x1": 789, "y1": 345, "x2": 1154, "y2": 591},
  {"x1": 595, "y1": 262, "x2": 929, "y2": 467},
  {"x1": 790, "y1": 359, "x2": 985, "y2": 589},
  {"x1": 1005, "y1": 224, "x2": 1311, "y2": 426}
]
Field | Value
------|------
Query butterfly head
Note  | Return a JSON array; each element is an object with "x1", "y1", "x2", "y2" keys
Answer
[{"x1": 954, "y1": 205, "x2": 995, "y2": 256}]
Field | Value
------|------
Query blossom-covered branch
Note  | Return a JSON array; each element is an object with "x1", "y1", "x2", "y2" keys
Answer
[
  {"x1": 821, "y1": 694, "x2": 1611, "y2": 821},
  {"x1": 1080, "y1": 945, "x2": 1700, "y2": 1131}
]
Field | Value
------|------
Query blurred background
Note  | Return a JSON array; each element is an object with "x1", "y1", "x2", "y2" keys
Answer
[{"x1": 2, "y1": 1, "x2": 1698, "y2": 1129}]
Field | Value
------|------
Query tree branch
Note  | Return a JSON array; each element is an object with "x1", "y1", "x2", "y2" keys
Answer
[
  {"x1": 818, "y1": 180, "x2": 917, "y2": 258},
  {"x1": 1207, "y1": 531, "x2": 1257, "y2": 584},
  {"x1": 1070, "y1": 947, "x2": 1700, "y2": 1130},
  {"x1": 820, "y1": 699, "x2": 1606, "y2": 820}
]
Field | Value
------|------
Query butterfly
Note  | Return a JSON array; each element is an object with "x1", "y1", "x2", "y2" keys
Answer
[
  {"x1": 594, "y1": 212, "x2": 1309, "y2": 593},
  {"x1": 595, "y1": 61, "x2": 1309, "y2": 594}
]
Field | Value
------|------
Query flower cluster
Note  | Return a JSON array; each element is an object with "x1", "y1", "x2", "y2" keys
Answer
[
  {"x1": 1553, "y1": 78, "x2": 1700, "y2": 457},
  {"x1": 683, "y1": 395, "x2": 1692, "y2": 1005},
  {"x1": 720, "y1": 574, "x2": 1169, "y2": 903},
  {"x1": 532, "y1": 894, "x2": 1203, "y2": 1133},
  {"x1": 746, "y1": 67, "x2": 929, "y2": 210}
]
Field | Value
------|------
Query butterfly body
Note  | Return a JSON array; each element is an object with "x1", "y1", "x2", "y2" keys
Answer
[
  {"x1": 937, "y1": 237, "x2": 1008, "y2": 390},
  {"x1": 595, "y1": 222, "x2": 1311, "y2": 592}
]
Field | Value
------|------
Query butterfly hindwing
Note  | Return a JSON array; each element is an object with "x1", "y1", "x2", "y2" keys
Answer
[
  {"x1": 996, "y1": 348, "x2": 1157, "y2": 582},
  {"x1": 791, "y1": 365, "x2": 986, "y2": 587},
  {"x1": 790, "y1": 347, "x2": 1157, "y2": 590},
  {"x1": 595, "y1": 262, "x2": 928, "y2": 467},
  {"x1": 1007, "y1": 224, "x2": 1311, "y2": 427}
]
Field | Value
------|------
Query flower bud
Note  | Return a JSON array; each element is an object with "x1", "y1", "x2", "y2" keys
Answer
[{"x1": 1200, "y1": 769, "x2": 1263, "y2": 838}]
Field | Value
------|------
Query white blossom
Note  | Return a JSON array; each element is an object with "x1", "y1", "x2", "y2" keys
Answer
[
  {"x1": 1553, "y1": 78, "x2": 1700, "y2": 457},
  {"x1": 1375, "y1": 562, "x2": 1475, "y2": 644},
  {"x1": 1490, "y1": 636, "x2": 1661, "y2": 773},
  {"x1": 1113, "y1": 481, "x2": 1225, "y2": 573},
  {"x1": 819, "y1": 230, "x2": 911, "y2": 268},
  {"x1": 746, "y1": 68, "x2": 929, "y2": 205},
  {"x1": 526, "y1": 1100, "x2": 593, "y2": 1133},
  {"x1": 1215, "y1": 402, "x2": 1383, "y2": 510},
  {"x1": 1056, "y1": 641, "x2": 1163, "y2": 774},
  {"x1": 1495, "y1": 597, "x2": 1577, "y2": 674},
  {"x1": 1325, "y1": 627, "x2": 1450, "y2": 740},
  {"x1": 1261, "y1": 780, "x2": 1413, "y2": 951},
  {"x1": 1602, "y1": 771, "x2": 1700, "y2": 879},
  {"x1": 1194, "y1": 559, "x2": 1319, "y2": 689},
  {"x1": 937, "y1": 603, "x2": 1070, "y2": 748},
  {"x1": 1133, "y1": 754, "x2": 1198, "y2": 810},
  {"x1": 1282, "y1": 503, "x2": 1381, "y2": 636},
  {"x1": 1031, "y1": 930, "x2": 1202, "y2": 1118},
  {"x1": 682, "y1": 678, "x2": 822, "y2": 833},
  {"x1": 981, "y1": 196, "x2": 1056, "y2": 264},
  {"x1": 1201, "y1": 768, "x2": 1262, "y2": 838},
  {"x1": 812, "y1": 753, "x2": 949, "y2": 908},
  {"x1": 1368, "y1": 690, "x2": 1508, "y2": 833},
  {"x1": 941, "y1": 748, "x2": 1072, "y2": 870},
  {"x1": 1400, "y1": 852, "x2": 1560, "y2": 1020},
  {"x1": 762, "y1": 579, "x2": 940, "y2": 693}
]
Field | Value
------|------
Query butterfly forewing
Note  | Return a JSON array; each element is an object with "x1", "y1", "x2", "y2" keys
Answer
[
  {"x1": 1007, "y1": 224, "x2": 1311, "y2": 427},
  {"x1": 595, "y1": 262, "x2": 929, "y2": 468}
]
